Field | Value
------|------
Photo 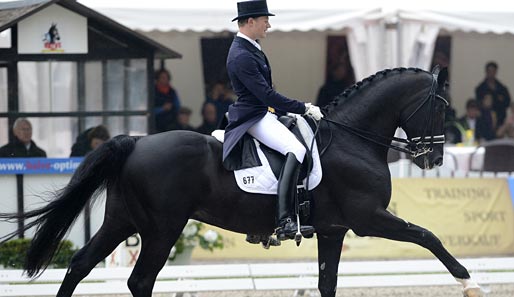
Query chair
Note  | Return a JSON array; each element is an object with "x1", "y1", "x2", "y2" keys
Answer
[{"x1": 470, "y1": 139, "x2": 514, "y2": 175}]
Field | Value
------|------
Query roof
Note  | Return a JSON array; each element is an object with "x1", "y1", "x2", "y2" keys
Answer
[
  {"x1": 94, "y1": 8, "x2": 380, "y2": 32},
  {"x1": 0, "y1": 0, "x2": 181, "y2": 58},
  {"x1": 74, "y1": 0, "x2": 514, "y2": 35}
]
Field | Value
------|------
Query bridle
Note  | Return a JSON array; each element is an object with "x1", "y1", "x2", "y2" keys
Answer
[{"x1": 315, "y1": 73, "x2": 449, "y2": 159}]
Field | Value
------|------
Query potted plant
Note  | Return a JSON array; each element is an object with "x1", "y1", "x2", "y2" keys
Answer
[{"x1": 168, "y1": 220, "x2": 224, "y2": 265}]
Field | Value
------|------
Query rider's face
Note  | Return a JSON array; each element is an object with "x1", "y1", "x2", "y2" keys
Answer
[{"x1": 250, "y1": 16, "x2": 271, "y2": 39}]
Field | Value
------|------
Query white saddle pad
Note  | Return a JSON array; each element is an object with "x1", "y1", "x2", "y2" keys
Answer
[{"x1": 212, "y1": 115, "x2": 322, "y2": 195}]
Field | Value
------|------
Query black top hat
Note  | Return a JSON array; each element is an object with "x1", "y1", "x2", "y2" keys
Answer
[{"x1": 232, "y1": 0, "x2": 275, "y2": 22}]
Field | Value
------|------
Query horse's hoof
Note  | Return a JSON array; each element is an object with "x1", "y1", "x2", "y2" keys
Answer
[{"x1": 463, "y1": 287, "x2": 485, "y2": 297}]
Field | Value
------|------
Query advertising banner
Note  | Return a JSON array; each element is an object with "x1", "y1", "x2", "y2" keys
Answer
[
  {"x1": 193, "y1": 178, "x2": 514, "y2": 260},
  {"x1": 0, "y1": 158, "x2": 83, "y2": 175}
]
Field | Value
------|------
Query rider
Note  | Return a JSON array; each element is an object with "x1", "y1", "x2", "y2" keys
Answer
[{"x1": 223, "y1": 0, "x2": 324, "y2": 240}]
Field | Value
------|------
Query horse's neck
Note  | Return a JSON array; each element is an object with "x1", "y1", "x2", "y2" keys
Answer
[{"x1": 328, "y1": 84, "x2": 400, "y2": 139}]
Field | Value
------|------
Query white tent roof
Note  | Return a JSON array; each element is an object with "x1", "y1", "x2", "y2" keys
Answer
[
  {"x1": 72, "y1": 0, "x2": 514, "y2": 34},
  {"x1": 398, "y1": 10, "x2": 514, "y2": 35},
  {"x1": 92, "y1": 8, "x2": 380, "y2": 32}
]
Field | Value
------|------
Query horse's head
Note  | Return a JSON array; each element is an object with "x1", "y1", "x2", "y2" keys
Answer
[
  {"x1": 400, "y1": 66, "x2": 449, "y2": 170},
  {"x1": 48, "y1": 23, "x2": 59, "y2": 42}
]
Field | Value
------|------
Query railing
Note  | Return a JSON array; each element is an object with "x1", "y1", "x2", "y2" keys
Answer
[{"x1": 1, "y1": 257, "x2": 514, "y2": 296}]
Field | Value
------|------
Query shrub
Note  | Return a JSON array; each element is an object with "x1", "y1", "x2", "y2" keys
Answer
[{"x1": 0, "y1": 238, "x2": 77, "y2": 269}]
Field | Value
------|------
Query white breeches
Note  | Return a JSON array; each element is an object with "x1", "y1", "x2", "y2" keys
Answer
[{"x1": 247, "y1": 112, "x2": 306, "y2": 163}]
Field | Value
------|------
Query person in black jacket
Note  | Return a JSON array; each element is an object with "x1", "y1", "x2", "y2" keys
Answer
[
  {"x1": 0, "y1": 118, "x2": 46, "y2": 158},
  {"x1": 70, "y1": 125, "x2": 110, "y2": 157},
  {"x1": 196, "y1": 102, "x2": 218, "y2": 135},
  {"x1": 475, "y1": 61, "x2": 511, "y2": 126},
  {"x1": 224, "y1": 0, "x2": 323, "y2": 240}
]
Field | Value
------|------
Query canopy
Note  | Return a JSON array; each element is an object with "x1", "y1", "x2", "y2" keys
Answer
[{"x1": 74, "y1": 0, "x2": 514, "y2": 80}]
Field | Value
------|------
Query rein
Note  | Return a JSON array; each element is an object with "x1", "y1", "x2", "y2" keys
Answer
[{"x1": 315, "y1": 74, "x2": 448, "y2": 159}]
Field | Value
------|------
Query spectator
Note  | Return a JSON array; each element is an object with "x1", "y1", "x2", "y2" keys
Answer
[
  {"x1": 70, "y1": 125, "x2": 111, "y2": 157},
  {"x1": 196, "y1": 102, "x2": 218, "y2": 135},
  {"x1": 476, "y1": 93, "x2": 497, "y2": 142},
  {"x1": 445, "y1": 99, "x2": 480, "y2": 144},
  {"x1": 170, "y1": 107, "x2": 194, "y2": 131},
  {"x1": 497, "y1": 102, "x2": 514, "y2": 139},
  {"x1": 154, "y1": 68, "x2": 181, "y2": 133},
  {"x1": 316, "y1": 63, "x2": 354, "y2": 107},
  {"x1": 475, "y1": 61, "x2": 511, "y2": 126},
  {"x1": 0, "y1": 118, "x2": 46, "y2": 157},
  {"x1": 206, "y1": 81, "x2": 234, "y2": 124}
]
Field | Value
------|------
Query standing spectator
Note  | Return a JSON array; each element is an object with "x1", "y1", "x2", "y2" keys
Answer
[
  {"x1": 196, "y1": 103, "x2": 218, "y2": 135},
  {"x1": 476, "y1": 94, "x2": 497, "y2": 142},
  {"x1": 316, "y1": 63, "x2": 353, "y2": 107},
  {"x1": 170, "y1": 107, "x2": 194, "y2": 131},
  {"x1": 497, "y1": 102, "x2": 514, "y2": 139},
  {"x1": 70, "y1": 125, "x2": 111, "y2": 157},
  {"x1": 0, "y1": 118, "x2": 46, "y2": 157},
  {"x1": 154, "y1": 68, "x2": 181, "y2": 133},
  {"x1": 475, "y1": 61, "x2": 511, "y2": 126},
  {"x1": 206, "y1": 81, "x2": 234, "y2": 124}
]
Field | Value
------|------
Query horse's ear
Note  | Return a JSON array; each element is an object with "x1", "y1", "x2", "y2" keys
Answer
[{"x1": 437, "y1": 67, "x2": 449, "y2": 86}]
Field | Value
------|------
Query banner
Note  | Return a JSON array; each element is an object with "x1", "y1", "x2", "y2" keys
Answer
[
  {"x1": 0, "y1": 158, "x2": 83, "y2": 175},
  {"x1": 193, "y1": 178, "x2": 514, "y2": 260}
]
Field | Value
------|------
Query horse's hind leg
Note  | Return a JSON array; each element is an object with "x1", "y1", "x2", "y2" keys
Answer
[
  {"x1": 356, "y1": 209, "x2": 482, "y2": 296},
  {"x1": 56, "y1": 190, "x2": 136, "y2": 297},
  {"x1": 127, "y1": 224, "x2": 187, "y2": 297}
]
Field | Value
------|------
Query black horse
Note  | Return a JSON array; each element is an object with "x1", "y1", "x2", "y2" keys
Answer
[
  {"x1": 0, "y1": 67, "x2": 483, "y2": 297},
  {"x1": 43, "y1": 23, "x2": 60, "y2": 44}
]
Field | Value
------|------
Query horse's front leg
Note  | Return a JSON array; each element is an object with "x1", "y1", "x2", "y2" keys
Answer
[
  {"x1": 354, "y1": 208, "x2": 483, "y2": 297},
  {"x1": 317, "y1": 232, "x2": 347, "y2": 297}
]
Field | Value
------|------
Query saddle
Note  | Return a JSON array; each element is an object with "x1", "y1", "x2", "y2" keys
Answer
[
  {"x1": 212, "y1": 114, "x2": 323, "y2": 248},
  {"x1": 212, "y1": 114, "x2": 322, "y2": 195}
]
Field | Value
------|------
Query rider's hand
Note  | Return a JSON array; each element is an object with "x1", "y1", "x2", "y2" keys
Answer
[{"x1": 304, "y1": 103, "x2": 324, "y2": 121}]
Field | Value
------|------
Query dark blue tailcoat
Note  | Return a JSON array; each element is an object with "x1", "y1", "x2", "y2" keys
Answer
[{"x1": 223, "y1": 37, "x2": 306, "y2": 165}]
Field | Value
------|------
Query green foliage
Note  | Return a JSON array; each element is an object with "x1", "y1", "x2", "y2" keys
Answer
[
  {"x1": 169, "y1": 220, "x2": 224, "y2": 260},
  {"x1": 0, "y1": 238, "x2": 77, "y2": 269}
]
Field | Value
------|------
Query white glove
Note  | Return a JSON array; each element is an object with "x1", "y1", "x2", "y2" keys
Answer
[{"x1": 304, "y1": 103, "x2": 324, "y2": 121}]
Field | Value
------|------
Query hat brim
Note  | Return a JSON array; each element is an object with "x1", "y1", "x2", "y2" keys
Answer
[{"x1": 232, "y1": 12, "x2": 275, "y2": 22}]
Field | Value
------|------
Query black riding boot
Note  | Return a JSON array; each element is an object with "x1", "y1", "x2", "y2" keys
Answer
[{"x1": 276, "y1": 153, "x2": 315, "y2": 240}]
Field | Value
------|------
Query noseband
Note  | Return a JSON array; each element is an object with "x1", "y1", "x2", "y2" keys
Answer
[{"x1": 318, "y1": 73, "x2": 448, "y2": 159}]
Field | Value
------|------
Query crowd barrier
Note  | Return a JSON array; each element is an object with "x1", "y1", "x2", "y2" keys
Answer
[{"x1": 1, "y1": 258, "x2": 514, "y2": 296}]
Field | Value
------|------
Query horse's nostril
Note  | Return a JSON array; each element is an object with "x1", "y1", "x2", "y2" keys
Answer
[{"x1": 434, "y1": 157, "x2": 443, "y2": 166}]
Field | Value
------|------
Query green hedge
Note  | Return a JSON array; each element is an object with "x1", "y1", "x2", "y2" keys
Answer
[{"x1": 0, "y1": 238, "x2": 77, "y2": 269}]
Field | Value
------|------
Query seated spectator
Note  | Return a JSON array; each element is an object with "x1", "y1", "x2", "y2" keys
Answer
[
  {"x1": 70, "y1": 125, "x2": 111, "y2": 157},
  {"x1": 154, "y1": 68, "x2": 181, "y2": 133},
  {"x1": 205, "y1": 81, "x2": 234, "y2": 124},
  {"x1": 446, "y1": 99, "x2": 480, "y2": 144},
  {"x1": 196, "y1": 103, "x2": 218, "y2": 135},
  {"x1": 497, "y1": 102, "x2": 514, "y2": 139},
  {"x1": 476, "y1": 93, "x2": 497, "y2": 142},
  {"x1": 0, "y1": 118, "x2": 46, "y2": 157},
  {"x1": 170, "y1": 107, "x2": 194, "y2": 131}
]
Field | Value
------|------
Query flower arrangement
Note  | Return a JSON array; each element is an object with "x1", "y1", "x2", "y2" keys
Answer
[{"x1": 169, "y1": 220, "x2": 224, "y2": 261}]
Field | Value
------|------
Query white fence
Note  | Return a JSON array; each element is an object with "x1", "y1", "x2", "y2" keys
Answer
[{"x1": 1, "y1": 257, "x2": 514, "y2": 296}]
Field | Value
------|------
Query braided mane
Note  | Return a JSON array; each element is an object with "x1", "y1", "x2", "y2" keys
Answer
[{"x1": 323, "y1": 67, "x2": 426, "y2": 113}]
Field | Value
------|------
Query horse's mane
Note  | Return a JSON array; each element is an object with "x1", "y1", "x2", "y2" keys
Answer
[{"x1": 323, "y1": 67, "x2": 427, "y2": 113}]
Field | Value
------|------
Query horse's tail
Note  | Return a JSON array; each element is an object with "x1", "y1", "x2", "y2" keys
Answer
[{"x1": 0, "y1": 135, "x2": 139, "y2": 278}]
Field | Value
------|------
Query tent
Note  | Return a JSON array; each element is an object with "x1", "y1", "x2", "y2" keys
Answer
[{"x1": 78, "y1": 1, "x2": 514, "y2": 120}]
